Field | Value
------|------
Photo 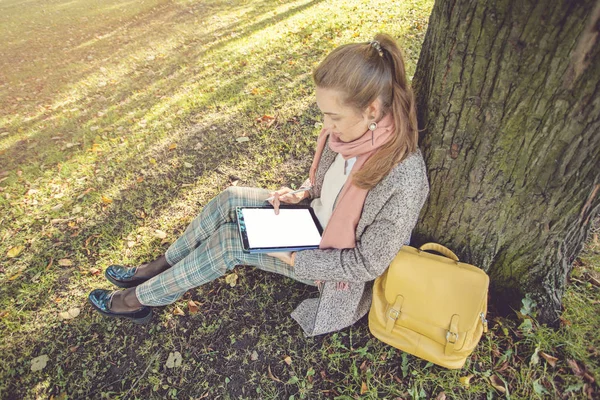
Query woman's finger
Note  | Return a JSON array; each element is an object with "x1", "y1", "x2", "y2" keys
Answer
[{"x1": 273, "y1": 192, "x2": 280, "y2": 215}]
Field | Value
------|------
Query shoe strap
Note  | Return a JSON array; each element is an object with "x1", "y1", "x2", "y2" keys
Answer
[{"x1": 107, "y1": 291, "x2": 115, "y2": 311}]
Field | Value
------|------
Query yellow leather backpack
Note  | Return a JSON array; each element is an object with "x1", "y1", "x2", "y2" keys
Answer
[{"x1": 369, "y1": 243, "x2": 490, "y2": 369}]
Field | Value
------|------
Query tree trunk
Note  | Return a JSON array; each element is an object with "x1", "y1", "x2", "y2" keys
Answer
[{"x1": 412, "y1": 0, "x2": 600, "y2": 325}]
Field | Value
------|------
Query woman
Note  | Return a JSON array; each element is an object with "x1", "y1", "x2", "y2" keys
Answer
[{"x1": 88, "y1": 33, "x2": 429, "y2": 336}]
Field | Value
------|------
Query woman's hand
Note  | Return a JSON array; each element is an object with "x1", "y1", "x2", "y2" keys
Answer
[
  {"x1": 266, "y1": 251, "x2": 296, "y2": 266},
  {"x1": 268, "y1": 187, "x2": 309, "y2": 215}
]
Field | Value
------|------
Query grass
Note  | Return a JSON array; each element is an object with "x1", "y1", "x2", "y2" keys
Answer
[{"x1": 0, "y1": 0, "x2": 598, "y2": 398}]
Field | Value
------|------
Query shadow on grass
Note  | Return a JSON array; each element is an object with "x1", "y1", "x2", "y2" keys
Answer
[{"x1": 0, "y1": 99, "x2": 327, "y2": 398}]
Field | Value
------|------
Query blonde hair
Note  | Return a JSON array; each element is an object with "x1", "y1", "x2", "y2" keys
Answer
[{"x1": 313, "y1": 33, "x2": 418, "y2": 190}]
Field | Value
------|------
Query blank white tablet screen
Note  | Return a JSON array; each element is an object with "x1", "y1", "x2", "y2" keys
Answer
[{"x1": 241, "y1": 208, "x2": 322, "y2": 249}]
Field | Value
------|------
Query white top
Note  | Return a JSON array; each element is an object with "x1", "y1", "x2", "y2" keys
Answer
[{"x1": 310, "y1": 153, "x2": 357, "y2": 228}]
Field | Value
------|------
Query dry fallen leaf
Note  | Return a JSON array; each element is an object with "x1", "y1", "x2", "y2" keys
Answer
[
  {"x1": 258, "y1": 114, "x2": 275, "y2": 122},
  {"x1": 168, "y1": 143, "x2": 177, "y2": 151},
  {"x1": 283, "y1": 356, "x2": 292, "y2": 365},
  {"x1": 187, "y1": 300, "x2": 199, "y2": 314},
  {"x1": 8, "y1": 268, "x2": 25, "y2": 281},
  {"x1": 459, "y1": 374, "x2": 474, "y2": 389},
  {"x1": 567, "y1": 359, "x2": 584, "y2": 377},
  {"x1": 31, "y1": 355, "x2": 49, "y2": 372},
  {"x1": 90, "y1": 143, "x2": 101, "y2": 152},
  {"x1": 256, "y1": 115, "x2": 277, "y2": 128},
  {"x1": 250, "y1": 350, "x2": 259, "y2": 361},
  {"x1": 59, "y1": 307, "x2": 81, "y2": 320},
  {"x1": 236, "y1": 136, "x2": 250, "y2": 143},
  {"x1": 173, "y1": 306, "x2": 185, "y2": 316},
  {"x1": 360, "y1": 381, "x2": 368, "y2": 395},
  {"x1": 559, "y1": 315, "x2": 572, "y2": 326},
  {"x1": 435, "y1": 392, "x2": 447, "y2": 400},
  {"x1": 88, "y1": 268, "x2": 101, "y2": 276},
  {"x1": 7, "y1": 246, "x2": 24, "y2": 258},
  {"x1": 165, "y1": 351, "x2": 182, "y2": 368},
  {"x1": 489, "y1": 375, "x2": 506, "y2": 393},
  {"x1": 101, "y1": 195, "x2": 113, "y2": 205},
  {"x1": 225, "y1": 273, "x2": 238, "y2": 287},
  {"x1": 496, "y1": 361, "x2": 509, "y2": 373},
  {"x1": 540, "y1": 351, "x2": 558, "y2": 367},
  {"x1": 154, "y1": 230, "x2": 167, "y2": 239},
  {"x1": 183, "y1": 162, "x2": 193, "y2": 168},
  {"x1": 58, "y1": 259, "x2": 73, "y2": 267},
  {"x1": 137, "y1": 176, "x2": 144, "y2": 183}
]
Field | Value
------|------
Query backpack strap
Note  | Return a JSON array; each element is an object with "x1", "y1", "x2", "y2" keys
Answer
[
  {"x1": 385, "y1": 295, "x2": 404, "y2": 332},
  {"x1": 444, "y1": 314, "x2": 460, "y2": 356}
]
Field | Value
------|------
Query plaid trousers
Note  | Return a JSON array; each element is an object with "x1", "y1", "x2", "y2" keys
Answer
[{"x1": 136, "y1": 186, "x2": 314, "y2": 306}]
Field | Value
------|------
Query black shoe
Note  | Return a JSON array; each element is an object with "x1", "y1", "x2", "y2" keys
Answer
[
  {"x1": 105, "y1": 265, "x2": 150, "y2": 288},
  {"x1": 88, "y1": 289, "x2": 152, "y2": 324}
]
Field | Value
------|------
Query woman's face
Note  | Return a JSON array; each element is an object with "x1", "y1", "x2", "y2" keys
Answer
[{"x1": 316, "y1": 87, "x2": 373, "y2": 143}]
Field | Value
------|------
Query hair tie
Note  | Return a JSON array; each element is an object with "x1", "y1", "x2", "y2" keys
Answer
[{"x1": 369, "y1": 40, "x2": 383, "y2": 57}]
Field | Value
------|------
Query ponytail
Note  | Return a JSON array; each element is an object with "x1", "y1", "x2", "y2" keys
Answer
[{"x1": 313, "y1": 33, "x2": 418, "y2": 190}]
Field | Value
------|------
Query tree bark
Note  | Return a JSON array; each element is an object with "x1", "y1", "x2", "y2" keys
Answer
[{"x1": 412, "y1": 0, "x2": 600, "y2": 325}]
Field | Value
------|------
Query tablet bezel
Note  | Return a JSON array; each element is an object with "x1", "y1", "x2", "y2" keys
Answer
[{"x1": 236, "y1": 205, "x2": 323, "y2": 253}]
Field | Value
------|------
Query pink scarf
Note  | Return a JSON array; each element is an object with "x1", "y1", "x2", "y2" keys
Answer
[{"x1": 309, "y1": 113, "x2": 395, "y2": 250}]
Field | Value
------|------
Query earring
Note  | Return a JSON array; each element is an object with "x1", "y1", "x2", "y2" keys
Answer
[{"x1": 368, "y1": 120, "x2": 377, "y2": 145}]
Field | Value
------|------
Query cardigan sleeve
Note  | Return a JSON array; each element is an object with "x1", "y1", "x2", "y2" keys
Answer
[
  {"x1": 300, "y1": 177, "x2": 314, "y2": 199},
  {"x1": 293, "y1": 171, "x2": 428, "y2": 282}
]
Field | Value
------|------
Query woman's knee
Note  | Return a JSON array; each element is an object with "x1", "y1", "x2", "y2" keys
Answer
[{"x1": 215, "y1": 186, "x2": 242, "y2": 212}]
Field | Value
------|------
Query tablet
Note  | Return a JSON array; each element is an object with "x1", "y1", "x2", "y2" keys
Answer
[{"x1": 236, "y1": 205, "x2": 323, "y2": 253}]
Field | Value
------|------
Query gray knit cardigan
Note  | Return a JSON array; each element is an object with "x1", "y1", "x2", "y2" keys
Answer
[{"x1": 291, "y1": 143, "x2": 429, "y2": 336}]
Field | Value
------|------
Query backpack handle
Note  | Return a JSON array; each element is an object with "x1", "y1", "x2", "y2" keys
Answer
[{"x1": 419, "y1": 243, "x2": 459, "y2": 262}]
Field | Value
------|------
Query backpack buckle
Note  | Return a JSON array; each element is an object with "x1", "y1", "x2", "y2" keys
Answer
[{"x1": 446, "y1": 331, "x2": 459, "y2": 344}]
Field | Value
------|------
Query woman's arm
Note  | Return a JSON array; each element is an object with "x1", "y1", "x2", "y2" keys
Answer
[{"x1": 294, "y1": 182, "x2": 427, "y2": 282}]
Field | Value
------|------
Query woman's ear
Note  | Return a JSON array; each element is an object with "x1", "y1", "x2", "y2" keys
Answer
[{"x1": 365, "y1": 97, "x2": 383, "y2": 121}]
